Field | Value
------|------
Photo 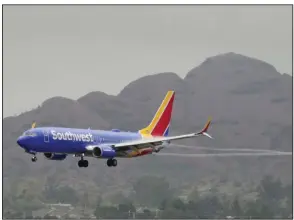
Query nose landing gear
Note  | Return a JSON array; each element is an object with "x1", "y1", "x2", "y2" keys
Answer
[
  {"x1": 31, "y1": 156, "x2": 37, "y2": 162},
  {"x1": 25, "y1": 150, "x2": 37, "y2": 162}
]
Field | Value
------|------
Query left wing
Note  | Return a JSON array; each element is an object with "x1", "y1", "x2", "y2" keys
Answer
[{"x1": 113, "y1": 117, "x2": 212, "y2": 152}]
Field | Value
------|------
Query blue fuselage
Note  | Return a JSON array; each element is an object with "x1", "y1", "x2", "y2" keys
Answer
[{"x1": 17, "y1": 127, "x2": 142, "y2": 154}]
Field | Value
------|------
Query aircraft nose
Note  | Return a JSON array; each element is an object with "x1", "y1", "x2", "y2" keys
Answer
[{"x1": 17, "y1": 136, "x2": 26, "y2": 147}]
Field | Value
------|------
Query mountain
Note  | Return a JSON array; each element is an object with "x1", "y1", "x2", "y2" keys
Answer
[{"x1": 3, "y1": 52, "x2": 292, "y2": 200}]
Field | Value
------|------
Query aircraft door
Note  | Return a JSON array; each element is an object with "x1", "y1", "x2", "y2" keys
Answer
[{"x1": 43, "y1": 130, "x2": 49, "y2": 143}]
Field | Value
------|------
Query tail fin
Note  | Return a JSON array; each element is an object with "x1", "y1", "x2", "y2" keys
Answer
[{"x1": 139, "y1": 91, "x2": 175, "y2": 137}]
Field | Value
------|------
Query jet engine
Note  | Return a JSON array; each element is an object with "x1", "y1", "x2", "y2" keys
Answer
[
  {"x1": 44, "y1": 153, "x2": 67, "y2": 160},
  {"x1": 92, "y1": 145, "x2": 116, "y2": 158}
]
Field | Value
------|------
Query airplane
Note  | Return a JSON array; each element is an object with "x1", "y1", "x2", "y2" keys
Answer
[{"x1": 17, "y1": 91, "x2": 213, "y2": 168}]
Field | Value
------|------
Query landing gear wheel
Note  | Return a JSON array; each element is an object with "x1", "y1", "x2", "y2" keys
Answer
[
  {"x1": 78, "y1": 160, "x2": 89, "y2": 168},
  {"x1": 31, "y1": 156, "x2": 37, "y2": 162},
  {"x1": 112, "y1": 159, "x2": 117, "y2": 167},
  {"x1": 83, "y1": 160, "x2": 89, "y2": 168},
  {"x1": 107, "y1": 158, "x2": 117, "y2": 167},
  {"x1": 107, "y1": 159, "x2": 112, "y2": 167}
]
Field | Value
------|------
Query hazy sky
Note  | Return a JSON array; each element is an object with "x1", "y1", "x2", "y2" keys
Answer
[{"x1": 3, "y1": 5, "x2": 292, "y2": 117}]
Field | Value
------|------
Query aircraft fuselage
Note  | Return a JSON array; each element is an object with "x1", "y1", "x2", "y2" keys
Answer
[{"x1": 17, "y1": 127, "x2": 146, "y2": 155}]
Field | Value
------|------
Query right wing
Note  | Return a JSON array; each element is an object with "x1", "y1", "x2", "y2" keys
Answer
[{"x1": 113, "y1": 117, "x2": 213, "y2": 152}]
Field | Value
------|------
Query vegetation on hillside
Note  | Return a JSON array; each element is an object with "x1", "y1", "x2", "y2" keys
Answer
[{"x1": 3, "y1": 175, "x2": 292, "y2": 219}]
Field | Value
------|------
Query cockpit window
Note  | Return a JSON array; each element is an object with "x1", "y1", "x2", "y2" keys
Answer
[{"x1": 23, "y1": 131, "x2": 37, "y2": 137}]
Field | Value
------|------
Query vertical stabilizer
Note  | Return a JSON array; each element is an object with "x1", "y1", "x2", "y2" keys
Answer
[{"x1": 139, "y1": 91, "x2": 175, "y2": 137}]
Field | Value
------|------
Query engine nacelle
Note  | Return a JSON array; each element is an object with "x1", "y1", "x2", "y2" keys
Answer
[
  {"x1": 44, "y1": 153, "x2": 67, "y2": 160},
  {"x1": 92, "y1": 145, "x2": 116, "y2": 158}
]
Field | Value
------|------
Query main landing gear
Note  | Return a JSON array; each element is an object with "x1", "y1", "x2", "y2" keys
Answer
[
  {"x1": 77, "y1": 154, "x2": 88, "y2": 168},
  {"x1": 107, "y1": 158, "x2": 117, "y2": 167},
  {"x1": 78, "y1": 159, "x2": 89, "y2": 168}
]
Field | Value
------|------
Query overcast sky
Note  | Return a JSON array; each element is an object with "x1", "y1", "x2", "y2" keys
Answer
[{"x1": 3, "y1": 5, "x2": 292, "y2": 117}]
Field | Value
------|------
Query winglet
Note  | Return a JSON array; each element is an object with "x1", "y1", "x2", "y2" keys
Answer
[
  {"x1": 197, "y1": 117, "x2": 213, "y2": 139},
  {"x1": 201, "y1": 116, "x2": 212, "y2": 133}
]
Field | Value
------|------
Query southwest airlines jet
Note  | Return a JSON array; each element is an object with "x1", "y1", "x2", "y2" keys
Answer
[{"x1": 17, "y1": 91, "x2": 212, "y2": 168}]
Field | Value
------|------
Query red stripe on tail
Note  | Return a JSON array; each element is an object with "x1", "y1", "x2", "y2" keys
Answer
[{"x1": 151, "y1": 93, "x2": 175, "y2": 136}]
